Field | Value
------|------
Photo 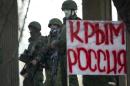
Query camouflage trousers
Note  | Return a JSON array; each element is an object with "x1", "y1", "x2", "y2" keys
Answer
[
  {"x1": 60, "y1": 55, "x2": 79, "y2": 86},
  {"x1": 44, "y1": 55, "x2": 79, "y2": 86},
  {"x1": 44, "y1": 63, "x2": 62, "y2": 86}
]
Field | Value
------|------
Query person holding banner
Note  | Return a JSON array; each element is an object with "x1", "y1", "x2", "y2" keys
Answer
[
  {"x1": 59, "y1": 0, "x2": 118, "y2": 86},
  {"x1": 56, "y1": 0, "x2": 81, "y2": 86}
]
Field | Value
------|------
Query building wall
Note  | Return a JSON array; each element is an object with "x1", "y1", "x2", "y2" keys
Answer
[
  {"x1": 82, "y1": 0, "x2": 127, "y2": 86},
  {"x1": 126, "y1": 31, "x2": 130, "y2": 86},
  {"x1": 82, "y1": 0, "x2": 111, "y2": 20},
  {"x1": 0, "y1": 0, "x2": 19, "y2": 86}
]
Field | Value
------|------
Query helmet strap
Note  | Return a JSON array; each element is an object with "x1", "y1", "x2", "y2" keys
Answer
[
  {"x1": 69, "y1": 10, "x2": 76, "y2": 19},
  {"x1": 70, "y1": 10, "x2": 75, "y2": 16}
]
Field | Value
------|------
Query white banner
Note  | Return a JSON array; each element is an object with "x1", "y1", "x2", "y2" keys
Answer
[{"x1": 66, "y1": 20, "x2": 126, "y2": 75}]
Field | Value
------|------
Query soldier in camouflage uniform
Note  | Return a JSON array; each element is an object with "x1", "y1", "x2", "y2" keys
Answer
[
  {"x1": 62, "y1": 0, "x2": 81, "y2": 24},
  {"x1": 44, "y1": 18, "x2": 63, "y2": 86},
  {"x1": 55, "y1": 0, "x2": 81, "y2": 86},
  {"x1": 19, "y1": 21, "x2": 48, "y2": 86}
]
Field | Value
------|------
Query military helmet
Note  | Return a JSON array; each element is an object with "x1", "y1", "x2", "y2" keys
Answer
[
  {"x1": 28, "y1": 21, "x2": 41, "y2": 31},
  {"x1": 61, "y1": 0, "x2": 77, "y2": 11},
  {"x1": 48, "y1": 18, "x2": 62, "y2": 28}
]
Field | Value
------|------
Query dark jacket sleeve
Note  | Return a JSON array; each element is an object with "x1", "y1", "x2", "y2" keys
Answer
[{"x1": 113, "y1": 0, "x2": 130, "y2": 32}]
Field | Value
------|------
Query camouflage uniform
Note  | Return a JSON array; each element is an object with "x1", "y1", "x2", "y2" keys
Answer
[
  {"x1": 57, "y1": 0, "x2": 81, "y2": 86},
  {"x1": 44, "y1": 18, "x2": 62, "y2": 86},
  {"x1": 19, "y1": 21, "x2": 48, "y2": 86}
]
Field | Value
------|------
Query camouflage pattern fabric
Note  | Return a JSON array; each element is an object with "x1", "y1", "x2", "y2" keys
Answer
[
  {"x1": 57, "y1": 14, "x2": 80, "y2": 86},
  {"x1": 20, "y1": 35, "x2": 48, "y2": 86}
]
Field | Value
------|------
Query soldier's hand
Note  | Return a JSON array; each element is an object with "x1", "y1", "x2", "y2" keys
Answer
[{"x1": 31, "y1": 59, "x2": 37, "y2": 65}]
